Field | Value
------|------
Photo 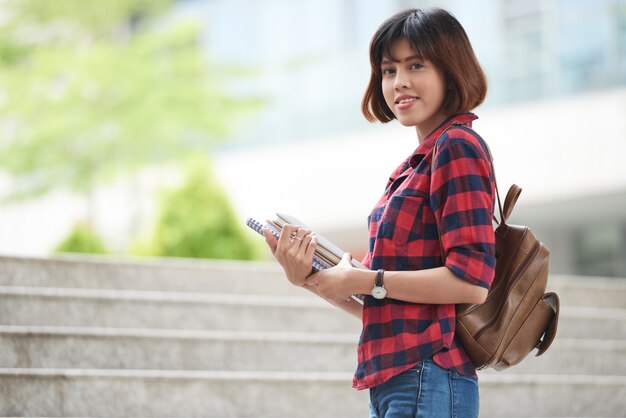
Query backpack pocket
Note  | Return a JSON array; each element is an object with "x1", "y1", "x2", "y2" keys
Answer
[{"x1": 495, "y1": 291, "x2": 560, "y2": 370}]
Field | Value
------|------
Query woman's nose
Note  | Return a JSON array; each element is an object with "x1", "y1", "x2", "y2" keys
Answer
[{"x1": 394, "y1": 70, "x2": 410, "y2": 90}]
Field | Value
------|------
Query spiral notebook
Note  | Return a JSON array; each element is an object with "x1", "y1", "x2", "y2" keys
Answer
[
  {"x1": 246, "y1": 214, "x2": 367, "y2": 302},
  {"x1": 246, "y1": 217, "x2": 332, "y2": 271}
]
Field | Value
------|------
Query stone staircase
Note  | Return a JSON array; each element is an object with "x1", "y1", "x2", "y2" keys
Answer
[{"x1": 0, "y1": 254, "x2": 624, "y2": 417}]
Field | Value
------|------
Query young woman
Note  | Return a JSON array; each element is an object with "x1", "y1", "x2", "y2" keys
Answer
[{"x1": 263, "y1": 8, "x2": 495, "y2": 418}]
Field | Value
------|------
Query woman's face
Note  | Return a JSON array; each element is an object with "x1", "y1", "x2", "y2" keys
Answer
[{"x1": 381, "y1": 37, "x2": 449, "y2": 139}]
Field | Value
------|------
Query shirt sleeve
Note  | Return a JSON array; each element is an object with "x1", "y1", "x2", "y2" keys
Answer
[{"x1": 429, "y1": 130, "x2": 496, "y2": 289}]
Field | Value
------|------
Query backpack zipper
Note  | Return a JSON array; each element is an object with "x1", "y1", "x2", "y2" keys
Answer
[{"x1": 472, "y1": 240, "x2": 542, "y2": 341}]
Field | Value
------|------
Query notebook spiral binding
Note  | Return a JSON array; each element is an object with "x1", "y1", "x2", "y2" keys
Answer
[{"x1": 246, "y1": 217, "x2": 332, "y2": 271}]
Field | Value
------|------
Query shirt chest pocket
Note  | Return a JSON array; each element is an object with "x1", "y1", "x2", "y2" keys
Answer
[{"x1": 378, "y1": 191, "x2": 434, "y2": 244}]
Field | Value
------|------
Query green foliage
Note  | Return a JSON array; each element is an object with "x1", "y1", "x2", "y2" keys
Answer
[
  {"x1": 135, "y1": 157, "x2": 261, "y2": 260},
  {"x1": 2, "y1": 0, "x2": 170, "y2": 40},
  {"x1": 55, "y1": 222, "x2": 108, "y2": 254},
  {"x1": 0, "y1": 0, "x2": 259, "y2": 202},
  {"x1": 0, "y1": 1, "x2": 263, "y2": 259}
]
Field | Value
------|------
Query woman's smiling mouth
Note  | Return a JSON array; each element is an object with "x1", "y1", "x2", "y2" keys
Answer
[{"x1": 395, "y1": 96, "x2": 419, "y2": 109}]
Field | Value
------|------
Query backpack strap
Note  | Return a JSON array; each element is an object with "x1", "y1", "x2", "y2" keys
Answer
[{"x1": 502, "y1": 184, "x2": 522, "y2": 223}]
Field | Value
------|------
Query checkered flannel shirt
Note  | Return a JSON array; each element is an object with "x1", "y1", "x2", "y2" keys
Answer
[{"x1": 354, "y1": 113, "x2": 496, "y2": 390}]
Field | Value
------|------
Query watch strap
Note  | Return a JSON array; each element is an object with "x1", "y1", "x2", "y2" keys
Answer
[{"x1": 375, "y1": 269, "x2": 385, "y2": 287}]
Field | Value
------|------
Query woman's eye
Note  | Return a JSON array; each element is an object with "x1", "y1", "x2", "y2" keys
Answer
[
  {"x1": 382, "y1": 68, "x2": 395, "y2": 76},
  {"x1": 410, "y1": 63, "x2": 424, "y2": 70}
]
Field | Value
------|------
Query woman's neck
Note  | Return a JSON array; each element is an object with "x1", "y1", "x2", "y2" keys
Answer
[{"x1": 415, "y1": 112, "x2": 452, "y2": 144}]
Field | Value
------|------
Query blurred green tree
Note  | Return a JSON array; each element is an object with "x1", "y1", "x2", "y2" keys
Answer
[
  {"x1": 55, "y1": 222, "x2": 108, "y2": 255},
  {"x1": 134, "y1": 156, "x2": 262, "y2": 260},
  {"x1": 0, "y1": 0, "x2": 249, "y2": 202},
  {"x1": 0, "y1": 0, "x2": 261, "y2": 258}
]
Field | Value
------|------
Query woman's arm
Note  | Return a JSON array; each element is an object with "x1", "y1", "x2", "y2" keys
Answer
[
  {"x1": 308, "y1": 256, "x2": 488, "y2": 306},
  {"x1": 302, "y1": 282, "x2": 364, "y2": 319},
  {"x1": 377, "y1": 267, "x2": 488, "y2": 304}
]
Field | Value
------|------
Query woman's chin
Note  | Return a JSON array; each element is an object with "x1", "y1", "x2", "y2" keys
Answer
[{"x1": 396, "y1": 117, "x2": 418, "y2": 127}]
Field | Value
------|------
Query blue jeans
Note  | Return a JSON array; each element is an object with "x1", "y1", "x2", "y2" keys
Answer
[{"x1": 368, "y1": 360, "x2": 479, "y2": 418}]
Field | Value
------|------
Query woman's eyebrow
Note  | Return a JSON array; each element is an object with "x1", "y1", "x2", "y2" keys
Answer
[{"x1": 381, "y1": 55, "x2": 423, "y2": 65}]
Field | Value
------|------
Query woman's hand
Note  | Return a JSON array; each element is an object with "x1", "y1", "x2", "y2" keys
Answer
[
  {"x1": 306, "y1": 252, "x2": 356, "y2": 304},
  {"x1": 262, "y1": 224, "x2": 318, "y2": 286}
]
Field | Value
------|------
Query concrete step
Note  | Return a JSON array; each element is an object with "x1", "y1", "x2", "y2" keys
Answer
[
  {"x1": 0, "y1": 368, "x2": 624, "y2": 417},
  {"x1": 0, "y1": 255, "x2": 300, "y2": 296},
  {"x1": 0, "y1": 326, "x2": 358, "y2": 373},
  {"x1": 1, "y1": 325, "x2": 624, "y2": 377},
  {"x1": 0, "y1": 286, "x2": 624, "y2": 338},
  {"x1": 0, "y1": 286, "x2": 361, "y2": 334},
  {"x1": 0, "y1": 368, "x2": 369, "y2": 417},
  {"x1": 479, "y1": 374, "x2": 626, "y2": 417},
  {"x1": 1, "y1": 254, "x2": 625, "y2": 417},
  {"x1": 548, "y1": 274, "x2": 626, "y2": 309},
  {"x1": 2, "y1": 255, "x2": 625, "y2": 308}
]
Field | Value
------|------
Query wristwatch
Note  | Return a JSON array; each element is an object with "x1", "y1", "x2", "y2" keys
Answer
[{"x1": 371, "y1": 269, "x2": 387, "y2": 299}]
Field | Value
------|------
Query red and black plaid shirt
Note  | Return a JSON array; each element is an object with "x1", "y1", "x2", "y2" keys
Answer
[{"x1": 354, "y1": 113, "x2": 496, "y2": 390}]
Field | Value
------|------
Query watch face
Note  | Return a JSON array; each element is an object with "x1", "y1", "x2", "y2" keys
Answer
[{"x1": 372, "y1": 286, "x2": 387, "y2": 299}]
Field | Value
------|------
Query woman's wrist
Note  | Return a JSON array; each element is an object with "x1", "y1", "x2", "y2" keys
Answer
[
  {"x1": 290, "y1": 275, "x2": 308, "y2": 287},
  {"x1": 347, "y1": 268, "x2": 377, "y2": 295}
]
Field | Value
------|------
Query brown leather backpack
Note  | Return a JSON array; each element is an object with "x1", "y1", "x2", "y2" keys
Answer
[
  {"x1": 434, "y1": 125, "x2": 560, "y2": 370},
  {"x1": 455, "y1": 184, "x2": 560, "y2": 370}
]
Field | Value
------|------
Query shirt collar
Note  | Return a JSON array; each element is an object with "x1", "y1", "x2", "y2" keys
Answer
[{"x1": 409, "y1": 113, "x2": 478, "y2": 168}]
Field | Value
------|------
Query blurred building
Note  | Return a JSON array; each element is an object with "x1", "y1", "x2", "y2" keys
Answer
[
  {"x1": 182, "y1": 0, "x2": 626, "y2": 143},
  {"x1": 200, "y1": 0, "x2": 626, "y2": 278},
  {"x1": 1, "y1": 0, "x2": 624, "y2": 279}
]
